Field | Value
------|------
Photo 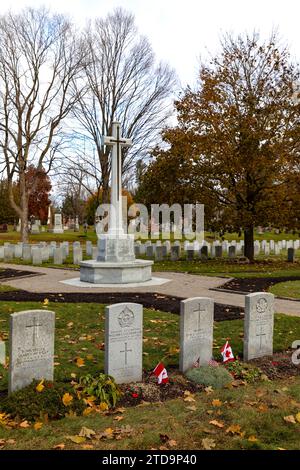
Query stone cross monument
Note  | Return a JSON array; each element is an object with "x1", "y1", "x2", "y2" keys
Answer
[
  {"x1": 79, "y1": 121, "x2": 153, "y2": 284},
  {"x1": 102, "y1": 121, "x2": 132, "y2": 237}
]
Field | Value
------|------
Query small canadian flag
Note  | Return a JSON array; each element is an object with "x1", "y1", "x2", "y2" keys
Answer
[
  {"x1": 153, "y1": 362, "x2": 169, "y2": 384},
  {"x1": 220, "y1": 341, "x2": 235, "y2": 363}
]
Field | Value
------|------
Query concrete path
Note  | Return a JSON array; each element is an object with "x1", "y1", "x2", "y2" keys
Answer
[{"x1": 0, "y1": 263, "x2": 299, "y2": 316}]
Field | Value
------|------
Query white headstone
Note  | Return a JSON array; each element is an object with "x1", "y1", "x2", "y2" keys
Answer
[
  {"x1": 0, "y1": 341, "x2": 5, "y2": 365},
  {"x1": 105, "y1": 303, "x2": 143, "y2": 384},
  {"x1": 244, "y1": 293, "x2": 274, "y2": 361},
  {"x1": 179, "y1": 297, "x2": 214, "y2": 372},
  {"x1": 9, "y1": 310, "x2": 55, "y2": 393}
]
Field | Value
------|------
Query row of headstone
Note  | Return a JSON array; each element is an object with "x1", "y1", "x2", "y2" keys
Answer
[
  {"x1": 135, "y1": 238, "x2": 300, "y2": 260},
  {"x1": 0, "y1": 241, "x2": 98, "y2": 265},
  {"x1": 3, "y1": 292, "x2": 274, "y2": 393}
]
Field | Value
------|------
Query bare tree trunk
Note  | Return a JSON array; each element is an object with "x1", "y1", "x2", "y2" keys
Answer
[{"x1": 244, "y1": 225, "x2": 254, "y2": 262}]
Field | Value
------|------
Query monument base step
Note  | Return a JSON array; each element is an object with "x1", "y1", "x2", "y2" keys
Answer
[{"x1": 79, "y1": 259, "x2": 153, "y2": 284}]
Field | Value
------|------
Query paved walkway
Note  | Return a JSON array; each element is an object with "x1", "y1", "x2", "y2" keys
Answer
[{"x1": 0, "y1": 263, "x2": 299, "y2": 316}]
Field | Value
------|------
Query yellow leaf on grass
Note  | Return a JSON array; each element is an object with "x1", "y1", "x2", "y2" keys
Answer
[
  {"x1": 209, "y1": 420, "x2": 224, "y2": 428},
  {"x1": 34, "y1": 422, "x2": 43, "y2": 431},
  {"x1": 79, "y1": 427, "x2": 96, "y2": 439},
  {"x1": 212, "y1": 399, "x2": 222, "y2": 407},
  {"x1": 186, "y1": 405, "x2": 197, "y2": 411},
  {"x1": 76, "y1": 357, "x2": 85, "y2": 367},
  {"x1": 226, "y1": 424, "x2": 242, "y2": 435},
  {"x1": 36, "y1": 379, "x2": 45, "y2": 393},
  {"x1": 67, "y1": 436, "x2": 86, "y2": 444},
  {"x1": 83, "y1": 408, "x2": 93, "y2": 417},
  {"x1": 202, "y1": 438, "x2": 216, "y2": 450},
  {"x1": 19, "y1": 420, "x2": 30, "y2": 428},
  {"x1": 53, "y1": 443, "x2": 65, "y2": 450},
  {"x1": 204, "y1": 386, "x2": 214, "y2": 394},
  {"x1": 168, "y1": 439, "x2": 177, "y2": 447},
  {"x1": 99, "y1": 402, "x2": 109, "y2": 411},
  {"x1": 283, "y1": 415, "x2": 296, "y2": 424},
  {"x1": 62, "y1": 393, "x2": 73, "y2": 407},
  {"x1": 114, "y1": 416, "x2": 124, "y2": 421},
  {"x1": 81, "y1": 444, "x2": 94, "y2": 450},
  {"x1": 295, "y1": 412, "x2": 300, "y2": 423},
  {"x1": 248, "y1": 435, "x2": 258, "y2": 442},
  {"x1": 103, "y1": 428, "x2": 114, "y2": 439}
]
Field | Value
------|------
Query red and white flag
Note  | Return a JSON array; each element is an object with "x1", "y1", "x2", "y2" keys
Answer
[
  {"x1": 220, "y1": 341, "x2": 234, "y2": 363},
  {"x1": 153, "y1": 362, "x2": 169, "y2": 384}
]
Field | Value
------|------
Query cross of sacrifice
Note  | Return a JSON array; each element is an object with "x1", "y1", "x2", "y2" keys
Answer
[
  {"x1": 120, "y1": 342, "x2": 132, "y2": 366},
  {"x1": 193, "y1": 303, "x2": 206, "y2": 331},
  {"x1": 256, "y1": 324, "x2": 267, "y2": 351},
  {"x1": 102, "y1": 122, "x2": 132, "y2": 202},
  {"x1": 102, "y1": 122, "x2": 132, "y2": 235},
  {"x1": 26, "y1": 317, "x2": 43, "y2": 347}
]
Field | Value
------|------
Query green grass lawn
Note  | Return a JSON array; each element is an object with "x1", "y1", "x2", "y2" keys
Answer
[
  {"x1": 2, "y1": 253, "x2": 300, "y2": 279},
  {"x1": 270, "y1": 281, "x2": 300, "y2": 300},
  {"x1": 153, "y1": 258, "x2": 300, "y2": 278},
  {"x1": 0, "y1": 301, "x2": 300, "y2": 449},
  {"x1": 0, "y1": 302, "x2": 299, "y2": 389}
]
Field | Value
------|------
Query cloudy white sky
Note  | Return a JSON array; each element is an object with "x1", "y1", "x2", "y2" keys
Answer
[{"x1": 1, "y1": 0, "x2": 300, "y2": 86}]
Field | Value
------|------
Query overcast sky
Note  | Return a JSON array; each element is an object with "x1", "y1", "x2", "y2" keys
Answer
[{"x1": 1, "y1": 0, "x2": 300, "y2": 87}]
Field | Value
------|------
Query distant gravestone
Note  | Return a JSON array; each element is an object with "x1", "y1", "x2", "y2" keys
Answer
[
  {"x1": 146, "y1": 245, "x2": 154, "y2": 258},
  {"x1": 186, "y1": 249, "x2": 194, "y2": 261},
  {"x1": 105, "y1": 303, "x2": 143, "y2": 384},
  {"x1": 170, "y1": 245, "x2": 180, "y2": 261},
  {"x1": 9, "y1": 310, "x2": 55, "y2": 393},
  {"x1": 0, "y1": 341, "x2": 5, "y2": 365},
  {"x1": 200, "y1": 245, "x2": 208, "y2": 259},
  {"x1": 73, "y1": 247, "x2": 83, "y2": 264},
  {"x1": 53, "y1": 213, "x2": 64, "y2": 234},
  {"x1": 228, "y1": 245, "x2": 236, "y2": 258},
  {"x1": 32, "y1": 247, "x2": 42, "y2": 265},
  {"x1": 215, "y1": 246, "x2": 223, "y2": 258},
  {"x1": 288, "y1": 247, "x2": 295, "y2": 263},
  {"x1": 243, "y1": 292, "x2": 274, "y2": 361},
  {"x1": 155, "y1": 246, "x2": 163, "y2": 261},
  {"x1": 179, "y1": 297, "x2": 214, "y2": 372},
  {"x1": 53, "y1": 247, "x2": 63, "y2": 265},
  {"x1": 22, "y1": 244, "x2": 31, "y2": 261},
  {"x1": 41, "y1": 246, "x2": 50, "y2": 262},
  {"x1": 4, "y1": 245, "x2": 13, "y2": 261},
  {"x1": 31, "y1": 220, "x2": 40, "y2": 234},
  {"x1": 161, "y1": 245, "x2": 168, "y2": 259},
  {"x1": 14, "y1": 243, "x2": 23, "y2": 258},
  {"x1": 0, "y1": 246, "x2": 4, "y2": 260},
  {"x1": 86, "y1": 241, "x2": 93, "y2": 257}
]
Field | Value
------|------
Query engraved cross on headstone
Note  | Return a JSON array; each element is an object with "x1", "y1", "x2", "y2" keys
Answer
[
  {"x1": 102, "y1": 122, "x2": 132, "y2": 235},
  {"x1": 26, "y1": 317, "x2": 43, "y2": 347},
  {"x1": 256, "y1": 324, "x2": 267, "y2": 351},
  {"x1": 193, "y1": 303, "x2": 206, "y2": 331},
  {"x1": 120, "y1": 342, "x2": 132, "y2": 366}
]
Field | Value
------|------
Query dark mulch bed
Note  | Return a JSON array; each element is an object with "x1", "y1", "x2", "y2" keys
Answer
[
  {"x1": 0, "y1": 268, "x2": 41, "y2": 281},
  {"x1": 250, "y1": 350, "x2": 300, "y2": 380},
  {"x1": 119, "y1": 368, "x2": 203, "y2": 407},
  {"x1": 215, "y1": 276, "x2": 300, "y2": 295},
  {"x1": 0, "y1": 289, "x2": 244, "y2": 322}
]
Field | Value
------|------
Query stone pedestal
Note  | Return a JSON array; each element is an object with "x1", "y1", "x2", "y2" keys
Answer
[
  {"x1": 80, "y1": 259, "x2": 153, "y2": 284},
  {"x1": 97, "y1": 233, "x2": 135, "y2": 262}
]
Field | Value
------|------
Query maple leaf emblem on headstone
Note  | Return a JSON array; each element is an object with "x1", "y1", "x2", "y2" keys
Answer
[{"x1": 118, "y1": 306, "x2": 135, "y2": 328}]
